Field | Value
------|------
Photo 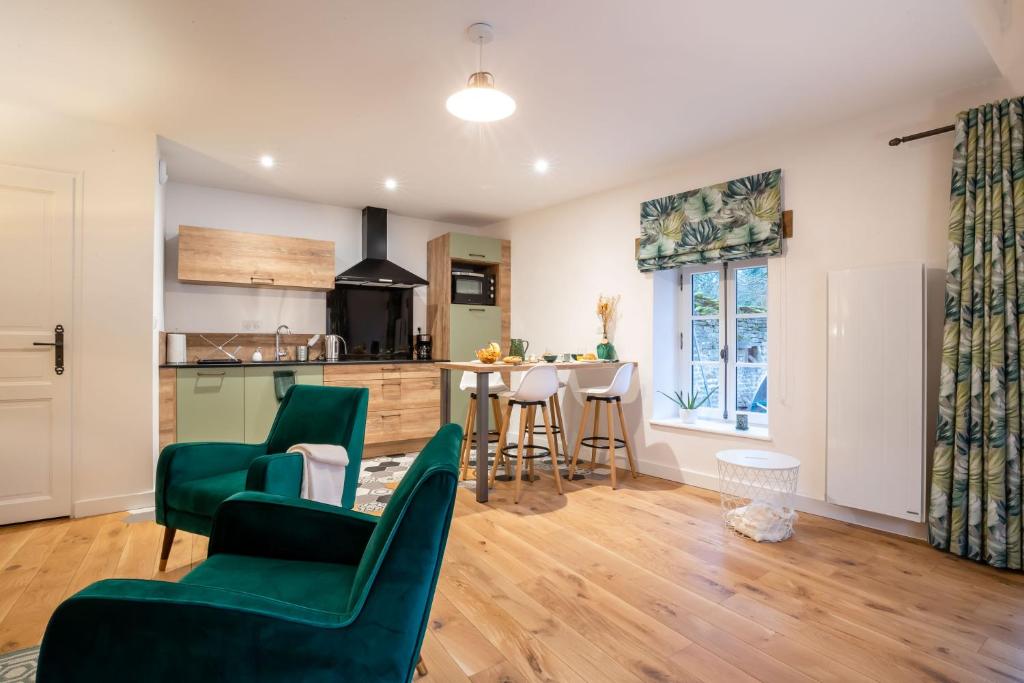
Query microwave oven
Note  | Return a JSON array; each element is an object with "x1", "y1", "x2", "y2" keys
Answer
[{"x1": 451, "y1": 270, "x2": 496, "y2": 305}]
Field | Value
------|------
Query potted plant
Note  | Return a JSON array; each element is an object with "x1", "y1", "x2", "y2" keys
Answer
[{"x1": 658, "y1": 390, "x2": 708, "y2": 423}]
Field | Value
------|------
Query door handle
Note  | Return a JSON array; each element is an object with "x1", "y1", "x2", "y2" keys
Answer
[{"x1": 33, "y1": 324, "x2": 64, "y2": 375}]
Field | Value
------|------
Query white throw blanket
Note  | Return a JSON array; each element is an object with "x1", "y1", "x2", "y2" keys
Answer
[{"x1": 286, "y1": 443, "x2": 349, "y2": 505}]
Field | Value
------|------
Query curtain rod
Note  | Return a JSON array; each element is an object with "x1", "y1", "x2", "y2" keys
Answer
[{"x1": 888, "y1": 124, "x2": 955, "y2": 147}]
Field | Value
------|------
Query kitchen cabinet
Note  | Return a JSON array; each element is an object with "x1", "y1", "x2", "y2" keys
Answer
[
  {"x1": 177, "y1": 225, "x2": 335, "y2": 291},
  {"x1": 176, "y1": 367, "x2": 245, "y2": 443},
  {"x1": 448, "y1": 304, "x2": 502, "y2": 424},
  {"x1": 243, "y1": 366, "x2": 324, "y2": 444},
  {"x1": 449, "y1": 233, "x2": 501, "y2": 263},
  {"x1": 164, "y1": 362, "x2": 436, "y2": 458},
  {"x1": 323, "y1": 363, "x2": 441, "y2": 455},
  {"x1": 159, "y1": 368, "x2": 176, "y2": 451}
]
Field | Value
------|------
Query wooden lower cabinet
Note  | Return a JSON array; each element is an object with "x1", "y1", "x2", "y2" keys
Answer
[
  {"x1": 324, "y1": 363, "x2": 440, "y2": 455},
  {"x1": 158, "y1": 368, "x2": 176, "y2": 452},
  {"x1": 159, "y1": 362, "x2": 439, "y2": 458}
]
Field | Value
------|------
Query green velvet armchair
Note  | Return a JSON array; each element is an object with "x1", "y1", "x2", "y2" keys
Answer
[
  {"x1": 155, "y1": 384, "x2": 369, "y2": 570},
  {"x1": 38, "y1": 423, "x2": 462, "y2": 683}
]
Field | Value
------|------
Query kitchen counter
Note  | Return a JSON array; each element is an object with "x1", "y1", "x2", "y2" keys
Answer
[{"x1": 160, "y1": 358, "x2": 446, "y2": 369}]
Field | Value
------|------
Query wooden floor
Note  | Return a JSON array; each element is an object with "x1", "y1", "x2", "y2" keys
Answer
[{"x1": 3, "y1": 471, "x2": 1024, "y2": 682}]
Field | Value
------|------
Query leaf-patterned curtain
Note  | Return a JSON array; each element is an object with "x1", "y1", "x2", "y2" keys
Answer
[
  {"x1": 930, "y1": 95, "x2": 1024, "y2": 569},
  {"x1": 636, "y1": 169, "x2": 783, "y2": 271}
]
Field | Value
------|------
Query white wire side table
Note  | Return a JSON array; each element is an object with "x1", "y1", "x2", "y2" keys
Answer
[{"x1": 715, "y1": 449, "x2": 800, "y2": 542}]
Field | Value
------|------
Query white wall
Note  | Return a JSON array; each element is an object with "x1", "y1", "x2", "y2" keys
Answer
[
  {"x1": 485, "y1": 79, "x2": 1015, "y2": 533},
  {"x1": 163, "y1": 183, "x2": 482, "y2": 335},
  {"x1": 0, "y1": 100, "x2": 157, "y2": 516}
]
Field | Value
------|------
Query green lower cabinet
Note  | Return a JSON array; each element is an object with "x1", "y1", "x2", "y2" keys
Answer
[
  {"x1": 243, "y1": 365, "x2": 324, "y2": 444},
  {"x1": 176, "y1": 367, "x2": 245, "y2": 443},
  {"x1": 449, "y1": 304, "x2": 502, "y2": 427}
]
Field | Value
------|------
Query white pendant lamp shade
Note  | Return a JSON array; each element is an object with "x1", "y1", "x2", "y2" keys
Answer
[
  {"x1": 446, "y1": 71, "x2": 516, "y2": 122},
  {"x1": 448, "y1": 23, "x2": 515, "y2": 123}
]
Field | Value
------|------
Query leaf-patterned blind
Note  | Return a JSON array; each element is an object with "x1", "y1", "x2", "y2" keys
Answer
[{"x1": 636, "y1": 169, "x2": 783, "y2": 271}]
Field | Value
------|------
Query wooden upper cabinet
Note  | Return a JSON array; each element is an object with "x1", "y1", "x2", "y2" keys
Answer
[{"x1": 177, "y1": 225, "x2": 335, "y2": 291}]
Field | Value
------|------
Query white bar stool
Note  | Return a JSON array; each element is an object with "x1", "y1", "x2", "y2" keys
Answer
[
  {"x1": 457, "y1": 371, "x2": 508, "y2": 481},
  {"x1": 568, "y1": 363, "x2": 638, "y2": 489},
  {"x1": 489, "y1": 365, "x2": 562, "y2": 503},
  {"x1": 525, "y1": 372, "x2": 569, "y2": 474}
]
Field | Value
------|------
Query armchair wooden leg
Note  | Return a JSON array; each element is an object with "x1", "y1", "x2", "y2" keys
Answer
[
  {"x1": 568, "y1": 400, "x2": 591, "y2": 480},
  {"x1": 416, "y1": 656, "x2": 428, "y2": 676},
  {"x1": 158, "y1": 526, "x2": 176, "y2": 572}
]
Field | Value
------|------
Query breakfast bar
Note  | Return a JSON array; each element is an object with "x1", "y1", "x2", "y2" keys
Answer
[{"x1": 435, "y1": 359, "x2": 634, "y2": 502}]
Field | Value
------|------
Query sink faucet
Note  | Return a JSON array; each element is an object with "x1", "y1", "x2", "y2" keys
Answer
[{"x1": 275, "y1": 324, "x2": 291, "y2": 361}]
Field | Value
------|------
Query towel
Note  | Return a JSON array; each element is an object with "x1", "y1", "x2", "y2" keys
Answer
[
  {"x1": 273, "y1": 370, "x2": 296, "y2": 401},
  {"x1": 287, "y1": 443, "x2": 349, "y2": 505}
]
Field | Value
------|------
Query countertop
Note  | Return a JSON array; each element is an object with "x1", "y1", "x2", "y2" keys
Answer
[{"x1": 160, "y1": 358, "x2": 447, "y2": 369}]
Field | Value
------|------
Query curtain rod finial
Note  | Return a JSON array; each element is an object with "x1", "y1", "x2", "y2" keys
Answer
[{"x1": 888, "y1": 137, "x2": 902, "y2": 147}]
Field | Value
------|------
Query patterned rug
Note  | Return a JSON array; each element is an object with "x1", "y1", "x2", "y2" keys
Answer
[
  {"x1": 353, "y1": 446, "x2": 608, "y2": 513},
  {"x1": 0, "y1": 646, "x2": 37, "y2": 682}
]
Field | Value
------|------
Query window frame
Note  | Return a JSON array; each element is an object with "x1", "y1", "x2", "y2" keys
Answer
[{"x1": 678, "y1": 258, "x2": 768, "y2": 426}]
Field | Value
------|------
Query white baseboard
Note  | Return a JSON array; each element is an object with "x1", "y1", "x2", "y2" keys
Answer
[
  {"x1": 637, "y1": 460, "x2": 926, "y2": 540},
  {"x1": 73, "y1": 490, "x2": 155, "y2": 518},
  {"x1": 125, "y1": 507, "x2": 156, "y2": 524}
]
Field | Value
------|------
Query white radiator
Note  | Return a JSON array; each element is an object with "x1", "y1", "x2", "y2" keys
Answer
[{"x1": 826, "y1": 263, "x2": 924, "y2": 521}]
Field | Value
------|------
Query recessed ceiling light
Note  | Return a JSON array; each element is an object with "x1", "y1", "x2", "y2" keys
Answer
[
  {"x1": 533, "y1": 158, "x2": 550, "y2": 174},
  {"x1": 384, "y1": 178, "x2": 398, "y2": 191},
  {"x1": 259, "y1": 155, "x2": 275, "y2": 168}
]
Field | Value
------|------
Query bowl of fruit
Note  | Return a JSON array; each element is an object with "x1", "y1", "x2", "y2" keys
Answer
[{"x1": 475, "y1": 342, "x2": 502, "y2": 364}]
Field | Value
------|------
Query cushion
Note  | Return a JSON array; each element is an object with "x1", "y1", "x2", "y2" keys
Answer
[
  {"x1": 181, "y1": 553, "x2": 356, "y2": 614},
  {"x1": 166, "y1": 469, "x2": 248, "y2": 518}
]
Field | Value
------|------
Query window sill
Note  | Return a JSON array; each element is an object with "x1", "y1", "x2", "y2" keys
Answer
[{"x1": 649, "y1": 417, "x2": 772, "y2": 441}]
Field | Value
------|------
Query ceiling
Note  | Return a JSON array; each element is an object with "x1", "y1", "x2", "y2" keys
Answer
[{"x1": 0, "y1": 0, "x2": 1000, "y2": 225}]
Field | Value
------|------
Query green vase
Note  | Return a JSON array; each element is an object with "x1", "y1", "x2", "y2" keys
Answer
[{"x1": 596, "y1": 338, "x2": 616, "y2": 361}]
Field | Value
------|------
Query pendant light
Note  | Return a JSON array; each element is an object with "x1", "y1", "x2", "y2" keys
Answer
[{"x1": 446, "y1": 23, "x2": 516, "y2": 123}]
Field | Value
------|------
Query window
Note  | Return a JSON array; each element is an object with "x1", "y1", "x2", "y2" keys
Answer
[{"x1": 678, "y1": 260, "x2": 768, "y2": 425}]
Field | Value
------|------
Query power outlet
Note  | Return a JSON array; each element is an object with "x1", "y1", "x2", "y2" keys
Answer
[{"x1": 242, "y1": 319, "x2": 261, "y2": 331}]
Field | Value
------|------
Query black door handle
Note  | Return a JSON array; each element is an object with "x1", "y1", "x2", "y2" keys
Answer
[{"x1": 34, "y1": 325, "x2": 64, "y2": 375}]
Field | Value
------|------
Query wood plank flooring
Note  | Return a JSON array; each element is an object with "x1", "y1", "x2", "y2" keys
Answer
[{"x1": 2, "y1": 471, "x2": 1023, "y2": 682}]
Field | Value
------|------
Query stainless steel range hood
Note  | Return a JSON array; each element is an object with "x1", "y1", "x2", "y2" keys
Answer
[{"x1": 335, "y1": 207, "x2": 428, "y2": 288}]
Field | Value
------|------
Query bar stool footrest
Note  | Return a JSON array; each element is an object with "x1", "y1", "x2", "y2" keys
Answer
[
  {"x1": 499, "y1": 443, "x2": 551, "y2": 460},
  {"x1": 579, "y1": 436, "x2": 626, "y2": 450},
  {"x1": 530, "y1": 425, "x2": 562, "y2": 435}
]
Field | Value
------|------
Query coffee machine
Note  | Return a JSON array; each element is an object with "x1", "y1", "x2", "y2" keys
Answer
[{"x1": 414, "y1": 328, "x2": 432, "y2": 360}]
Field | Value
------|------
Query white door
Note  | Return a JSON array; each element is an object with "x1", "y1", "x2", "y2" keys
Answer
[{"x1": 0, "y1": 164, "x2": 74, "y2": 524}]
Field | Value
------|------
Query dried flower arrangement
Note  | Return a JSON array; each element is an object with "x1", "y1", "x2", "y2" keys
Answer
[{"x1": 596, "y1": 294, "x2": 620, "y2": 341}]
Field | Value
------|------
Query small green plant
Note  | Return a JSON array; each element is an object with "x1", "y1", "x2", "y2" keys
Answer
[{"x1": 658, "y1": 390, "x2": 708, "y2": 410}]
